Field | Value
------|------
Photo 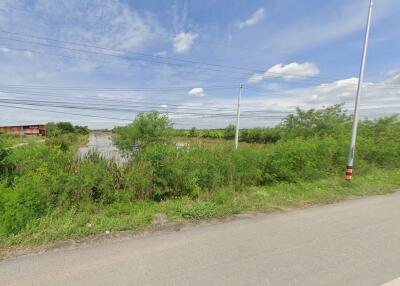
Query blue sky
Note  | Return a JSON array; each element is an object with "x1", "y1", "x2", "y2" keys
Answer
[{"x1": 0, "y1": 0, "x2": 399, "y2": 129}]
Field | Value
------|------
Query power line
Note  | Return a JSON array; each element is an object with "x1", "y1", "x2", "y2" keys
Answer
[
  {"x1": 0, "y1": 34, "x2": 356, "y2": 85},
  {"x1": 0, "y1": 103, "x2": 132, "y2": 121},
  {"x1": 0, "y1": 44, "x2": 246, "y2": 81},
  {"x1": 0, "y1": 29, "x2": 251, "y2": 73},
  {"x1": 2, "y1": 35, "x2": 398, "y2": 89},
  {"x1": 0, "y1": 97, "x2": 238, "y2": 113},
  {"x1": 0, "y1": 90, "x2": 240, "y2": 112},
  {"x1": 0, "y1": 36, "x2": 255, "y2": 75},
  {"x1": 0, "y1": 89, "x2": 292, "y2": 114},
  {"x1": 0, "y1": 83, "x2": 236, "y2": 92},
  {"x1": 5, "y1": 38, "x2": 394, "y2": 88},
  {"x1": 0, "y1": 29, "x2": 343, "y2": 82},
  {"x1": 0, "y1": 100, "x2": 285, "y2": 119}
]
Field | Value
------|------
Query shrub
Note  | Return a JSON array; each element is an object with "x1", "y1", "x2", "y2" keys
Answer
[
  {"x1": 232, "y1": 147, "x2": 265, "y2": 190},
  {"x1": 188, "y1": 127, "x2": 197, "y2": 137},
  {"x1": 134, "y1": 143, "x2": 201, "y2": 200},
  {"x1": 240, "y1": 128, "x2": 281, "y2": 144},
  {"x1": 74, "y1": 125, "x2": 90, "y2": 135},
  {"x1": 0, "y1": 174, "x2": 52, "y2": 235},
  {"x1": 1, "y1": 105, "x2": 400, "y2": 240},
  {"x1": 114, "y1": 111, "x2": 173, "y2": 151},
  {"x1": 56, "y1": 122, "x2": 75, "y2": 134},
  {"x1": 46, "y1": 133, "x2": 80, "y2": 151},
  {"x1": 46, "y1": 121, "x2": 90, "y2": 137},
  {"x1": 0, "y1": 139, "x2": 9, "y2": 178},
  {"x1": 262, "y1": 137, "x2": 346, "y2": 183},
  {"x1": 67, "y1": 155, "x2": 121, "y2": 204},
  {"x1": 279, "y1": 104, "x2": 351, "y2": 140},
  {"x1": 223, "y1": 124, "x2": 236, "y2": 140},
  {"x1": 180, "y1": 146, "x2": 229, "y2": 191}
]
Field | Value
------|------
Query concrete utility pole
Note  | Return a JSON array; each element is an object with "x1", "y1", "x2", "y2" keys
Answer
[
  {"x1": 346, "y1": 0, "x2": 373, "y2": 180},
  {"x1": 235, "y1": 83, "x2": 243, "y2": 150}
]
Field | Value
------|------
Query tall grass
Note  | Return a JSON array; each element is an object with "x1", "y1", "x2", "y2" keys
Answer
[{"x1": 1, "y1": 107, "x2": 400, "y2": 246}]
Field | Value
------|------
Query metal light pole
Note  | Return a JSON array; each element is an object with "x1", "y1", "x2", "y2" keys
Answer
[
  {"x1": 235, "y1": 83, "x2": 243, "y2": 150},
  {"x1": 345, "y1": 0, "x2": 373, "y2": 180}
]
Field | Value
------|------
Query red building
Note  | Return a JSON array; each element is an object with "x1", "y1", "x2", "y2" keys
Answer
[{"x1": 0, "y1": 124, "x2": 46, "y2": 136}]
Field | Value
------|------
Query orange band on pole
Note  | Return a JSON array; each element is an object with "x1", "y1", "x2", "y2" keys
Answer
[{"x1": 345, "y1": 166, "x2": 353, "y2": 180}]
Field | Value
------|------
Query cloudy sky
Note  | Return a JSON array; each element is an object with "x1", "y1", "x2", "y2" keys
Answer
[{"x1": 0, "y1": 0, "x2": 399, "y2": 129}]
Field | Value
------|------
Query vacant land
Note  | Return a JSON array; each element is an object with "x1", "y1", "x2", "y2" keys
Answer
[
  {"x1": 3, "y1": 191, "x2": 400, "y2": 285},
  {"x1": 1, "y1": 106, "x2": 400, "y2": 253}
]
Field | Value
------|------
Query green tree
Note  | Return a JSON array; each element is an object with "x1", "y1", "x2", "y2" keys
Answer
[
  {"x1": 56, "y1": 122, "x2": 75, "y2": 134},
  {"x1": 189, "y1": 127, "x2": 197, "y2": 137},
  {"x1": 45, "y1": 122, "x2": 62, "y2": 138},
  {"x1": 223, "y1": 124, "x2": 236, "y2": 140},
  {"x1": 115, "y1": 111, "x2": 173, "y2": 151},
  {"x1": 279, "y1": 104, "x2": 350, "y2": 139},
  {"x1": 74, "y1": 125, "x2": 90, "y2": 135}
]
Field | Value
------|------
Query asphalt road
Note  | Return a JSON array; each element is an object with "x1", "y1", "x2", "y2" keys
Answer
[{"x1": 2, "y1": 193, "x2": 400, "y2": 286}]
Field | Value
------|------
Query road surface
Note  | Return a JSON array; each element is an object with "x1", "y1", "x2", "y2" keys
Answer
[{"x1": 2, "y1": 192, "x2": 400, "y2": 285}]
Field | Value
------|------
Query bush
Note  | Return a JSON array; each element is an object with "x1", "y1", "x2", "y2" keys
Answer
[
  {"x1": 46, "y1": 133, "x2": 80, "y2": 151},
  {"x1": 232, "y1": 147, "x2": 265, "y2": 189},
  {"x1": 279, "y1": 104, "x2": 350, "y2": 140},
  {"x1": 188, "y1": 127, "x2": 197, "y2": 137},
  {"x1": 56, "y1": 122, "x2": 75, "y2": 134},
  {"x1": 74, "y1": 125, "x2": 90, "y2": 135},
  {"x1": 114, "y1": 111, "x2": 173, "y2": 151},
  {"x1": 0, "y1": 139, "x2": 9, "y2": 178},
  {"x1": 66, "y1": 155, "x2": 122, "y2": 204},
  {"x1": 0, "y1": 175, "x2": 52, "y2": 235},
  {"x1": 223, "y1": 124, "x2": 236, "y2": 140},
  {"x1": 1, "y1": 105, "x2": 400, "y2": 239},
  {"x1": 46, "y1": 121, "x2": 90, "y2": 137},
  {"x1": 134, "y1": 143, "x2": 201, "y2": 200},
  {"x1": 263, "y1": 137, "x2": 346, "y2": 183},
  {"x1": 240, "y1": 128, "x2": 281, "y2": 144}
]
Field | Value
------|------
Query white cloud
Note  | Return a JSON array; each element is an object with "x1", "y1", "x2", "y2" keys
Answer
[
  {"x1": 385, "y1": 69, "x2": 400, "y2": 76},
  {"x1": 23, "y1": 50, "x2": 33, "y2": 58},
  {"x1": 188, "y1": 87, "x2": 204, "y2": 97},
  {"x1": 0, "y1": 47, "x2": 11, "y2": 54},
  {"x1": 248, "y1": 73, "x2": 265, "y2": 84},
  {"x1": 385, "y1": 73, "x2": 400, "y2": 84},
  {"x1": 252, "y1": 72, "x2": 400, "y2": 120},
  {"x1": 249, "y1": 62, "x2": 320, "y2": 83},
  {"x1": 173, "y1": 32, "x2": 198, "y2": 53},
  {"x1": 154, "y1": 51, "x2": 167, "y2": 57},
  {"x1": 237, "y1": 8, "x2": 265, "y2": 28}
]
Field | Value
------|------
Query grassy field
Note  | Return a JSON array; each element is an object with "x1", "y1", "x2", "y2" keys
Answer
[
  {"x1": 0, "y1": 135, "x2": 44, "y2": 148},
  {"x1": 1, "y1": 167, "x2": 400, "y2": 253},
  {"x1": 2, "y1": 108, "x2": 400, "y2": 254},
  {"x1": 171, "y1": 136, "x2": 265, "y2": 149}
]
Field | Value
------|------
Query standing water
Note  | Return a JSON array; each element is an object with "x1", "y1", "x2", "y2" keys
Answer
[{"x1": 78, "y1": 133, "x2": 130, "y2": 166}]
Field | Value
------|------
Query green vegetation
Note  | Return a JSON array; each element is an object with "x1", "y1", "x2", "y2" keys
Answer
[
  {"x1": 46, "y1": 122, "x2": 89, "y2": 137},
  {"x1": 113, "y1": 111, "x2": 172, "y2": 151},
  {"x1": 176, "y1": 104, "x2": 352, "y2": 143},
  {"x1": 1, "y1": 105, "x2": 400, "y2": 251},
  {"x1": 45, "y1": 122, "x2": 89, "y2": 151}
]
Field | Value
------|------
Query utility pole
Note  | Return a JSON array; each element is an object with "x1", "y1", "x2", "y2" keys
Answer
[
  {"x1": 345, "y1": 0, "x2": 373, "y2": 181},
  {"x1": 235, "y1": 83, "x2": 243, "y2": 150}
]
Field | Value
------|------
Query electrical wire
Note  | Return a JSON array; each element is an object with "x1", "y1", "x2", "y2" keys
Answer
[
  {"x1": 0, "y1": 98, "x2": 286, "y2": 119},
  {"x1": 0, "y1": 44, "x2": 247, "y2": 81},
  {"x1": 0, "y1": 29, "x2": 343, "y2": 82},
  {"x1": 0, "y1": 35, "x2": 360, "y2": 85}
]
